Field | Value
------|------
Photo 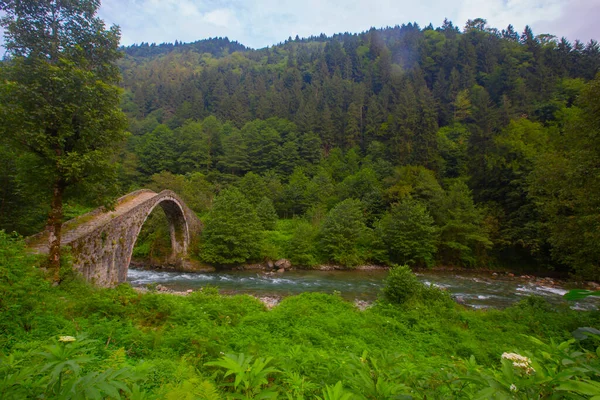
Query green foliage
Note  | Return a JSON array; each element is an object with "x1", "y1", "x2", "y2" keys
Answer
[
  {"x1": 528, "y1": 74, "x2": 600, "y2": 279},
  {"x1": 200, "y1": 188, "x2": 263, "y2": 265},
  {"x1": 256, "y1": 197, "x2": 278, "y2": 230},
  {"x1": 3, "y1": 17, "x2": 600, "y2": 276},
  {"x1": 438, "y1": 181, "x2": 492, "y2": 266},
  {"x1": 205, "y1": 353, "x2": 279, "y2": 398},
  {"x1": 346, "y1": 351, "x2": 413, "y2": 398},
  {"x1": 0, "y1": 231, "x2": 50, "y2": 337},
  {"x1": 0, "y1": 0, "x2": 127, "y2": 276},
  {"x1": 238, "y1": 172, "x2": 268, "y2": 206},
  {"x1": 132, "y1": 208, "x2": 171, "y2": 262},
  {"x1": 376, "y1": 200, "x2": 438, "y2": 266},
  {"x1": 381, "y1": 265, "x2": 423, "y2": 305},
  {"x1": 162, "y1": 378, "x2": 221, "y2": 400},
  {"x1": 384, "y1": 166, "x2": 445, "y2": 222},
  {"x1": 4, "y1": 15, "x2": 600, "y2": 398},
  {"x1": 146, "y1": 171, "x2": 214, "y2": 214},
  {"x1": 138, "y1": 125, "x2": 178, "y2": 175},
  {"x1": 0, "y1": 336, "x2": 145, "y2": 399},
  {"x1": 286, "y1": 220, "x2": 319, "y2": 267},
  {"x1": 437, "y1": 123, "x2": 470, "y2": 178},
  {"x1": 453, "y1": 336, "x2": 600, "y2": 399},
  {"x1": 564, "y1": 290, "x2": 600, "y2": 301},
  {"x1": 319, "y1": 199, "x2": 369, "y2": 266},
  {"x1": 1, "y1": 241, "x2": 600, "y2": 398},
  {"x1": 317, "y1": 381, "x2": 353, "y2": 400}
]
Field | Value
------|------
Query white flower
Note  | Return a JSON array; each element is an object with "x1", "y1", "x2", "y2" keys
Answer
[
  {"x1": 502, "y1": 352, "x2": 535, "y2": 375},
  {"x1": 510, "y1": 384, "x2": 518, "y2": 392},
  {"x1": 59, "y1": 336, "x2": 76, "y2": 343}
]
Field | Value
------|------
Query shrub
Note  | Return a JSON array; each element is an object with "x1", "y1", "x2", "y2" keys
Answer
[{"x1": 381, "y1": 265, "x2": 422, "y2": 305}]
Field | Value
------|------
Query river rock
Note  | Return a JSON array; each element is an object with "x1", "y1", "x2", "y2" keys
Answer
[
  {"x1": 276, "y1": 268, "x2": 285, "y2": 274},
  {"x1": 275, "y1": 259, "x2": 291, "y2": 269},
  {"x1": 587, "y1": 282, "x2": 600, "y2": 289},
  {"x1": 180, "y1": 259, "x2": 215, "y2": 273},
  {"x1": 258, "y1": 296, "x2": 280, "y2": 309},
  {"x1": 267, "y1": 260, "x2": 274, "y2": 269},
  {"x1": 354, "y1": 300, "x2": 372, "y2": 311},
  {"x1": 244, "y1": 263, "x2": 266, "y2": 270}
]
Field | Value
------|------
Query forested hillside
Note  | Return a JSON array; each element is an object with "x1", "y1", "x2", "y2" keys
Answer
[{"x1": 3, "y1": 18, "x2": 600, "y2": 278}]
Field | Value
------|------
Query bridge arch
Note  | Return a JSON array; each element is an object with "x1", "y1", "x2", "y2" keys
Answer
[
  {"x1": 28, "y1": 190, "x2": 203, "y2": 286},
  {"x1": 128, "y1": 195, "x2": 191, "y2": 269}
]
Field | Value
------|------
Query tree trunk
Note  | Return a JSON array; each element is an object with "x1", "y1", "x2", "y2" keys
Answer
[{"x1": 47, "y1": 178, "x2": 65, "y2": 283}]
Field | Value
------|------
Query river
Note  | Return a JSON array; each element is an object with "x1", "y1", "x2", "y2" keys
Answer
[{"x1": 127, "y1": 268, "x2": 599, "y2": 310}]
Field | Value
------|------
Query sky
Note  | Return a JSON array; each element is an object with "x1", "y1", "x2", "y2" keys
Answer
[{"x1": 97, "y1": 0, "x2": 600, "y2": 49}]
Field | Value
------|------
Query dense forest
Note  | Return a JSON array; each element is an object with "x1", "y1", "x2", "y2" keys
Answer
[
  {"x1": 2, "y1": 18, "x2": 600, "y2": 278},
  {"x1": 3, "y1": 3, "x2": 600, "y2": 398}
]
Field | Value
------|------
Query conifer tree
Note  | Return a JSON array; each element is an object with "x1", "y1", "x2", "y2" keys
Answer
[{"x1": 200, "y1": 189, "x2": 262, "y2": 265}]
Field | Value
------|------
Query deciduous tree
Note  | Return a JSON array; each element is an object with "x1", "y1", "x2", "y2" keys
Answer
[{"x1": 0, "y1": 0, "x2": 127, "y2": 280}]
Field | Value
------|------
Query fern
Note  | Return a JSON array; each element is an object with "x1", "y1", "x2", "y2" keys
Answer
[
  {"x1": 164, "y1": 378, "x2": 222, "y2": 400},
  {"x1": 317, "y1": 381, "x2": 354, "y2": 400}
]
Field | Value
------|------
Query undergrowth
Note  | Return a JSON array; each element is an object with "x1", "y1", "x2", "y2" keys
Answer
[{"x1": 2, "y1": 231, "x2": 600, "y2": 398}]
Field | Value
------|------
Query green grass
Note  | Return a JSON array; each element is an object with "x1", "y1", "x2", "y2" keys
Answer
[{"x1": 2, "y1": 231, "x2": 600, "y2": 398}]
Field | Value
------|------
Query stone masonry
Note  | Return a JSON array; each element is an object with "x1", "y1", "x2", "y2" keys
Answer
[{"x1": 28, "y1": 190, "x2": 202, "y2": 286}]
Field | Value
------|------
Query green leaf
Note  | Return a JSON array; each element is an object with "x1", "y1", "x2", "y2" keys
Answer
[{"x1": 557, "y1": 380, "x2": 600, "y2": 395}]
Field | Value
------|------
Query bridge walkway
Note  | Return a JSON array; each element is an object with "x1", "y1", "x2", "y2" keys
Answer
[{"x1": 28, "y1": 190, "x2": 157, "y2": 254}]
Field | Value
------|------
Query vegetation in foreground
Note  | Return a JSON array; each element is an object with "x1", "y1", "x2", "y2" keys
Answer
[{"x1": 2, "y1": 232, "x2": 600, "y2": 399}]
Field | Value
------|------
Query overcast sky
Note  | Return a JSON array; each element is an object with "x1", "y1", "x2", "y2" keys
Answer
[{"x1": 98, "y1": 0, "x2": 599, "y2": 49}]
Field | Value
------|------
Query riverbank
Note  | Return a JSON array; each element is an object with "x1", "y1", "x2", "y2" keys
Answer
[
  {"x1": 132, "y1": 284, "x2": 374, "y2": 311},
  {"x1": 126, "y1": 266, "x2": 600, "y2": 310}
]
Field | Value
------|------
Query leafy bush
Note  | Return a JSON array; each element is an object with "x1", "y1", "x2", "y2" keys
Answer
[
  {"x1": 205, "y1": 353, "x2": 279, "y2": 398},
  {"x1": 381, "y1": 265, "x2": 423, "y2": 305},
  {"x1": 0, "y1": 335, "x2": 145, "y2": 399},
  {"x1": 451, "y1": 336, "x2": 600, "y2": 399}
]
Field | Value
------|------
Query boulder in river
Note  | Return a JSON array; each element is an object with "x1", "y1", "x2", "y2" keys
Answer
[{"x1": 275, "y1": 259, "x2": 291, "y2": 269}]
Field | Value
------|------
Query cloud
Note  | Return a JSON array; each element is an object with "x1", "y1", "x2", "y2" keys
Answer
[
  {"x1": 99, "y1": 0, "x2": 243, "y2": 45},
  {"x1": 534, "y1": 0, "x2": 600, "y2": 43},
  {"x1": 98, "y1": 0, "x2": 599, "y2": 49},
  {"x1": 202, "y1": 8, "x2": 240, "y2": 29}
]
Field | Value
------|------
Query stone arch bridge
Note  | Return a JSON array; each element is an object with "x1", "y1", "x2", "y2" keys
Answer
[{"x1": 28, "y1": 190, "x2": 202, "y2": 286}]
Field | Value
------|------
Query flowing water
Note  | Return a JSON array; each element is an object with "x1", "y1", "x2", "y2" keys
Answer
[{"x1": 127, "y1": 267, "x2": 599, "y2": 310}]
